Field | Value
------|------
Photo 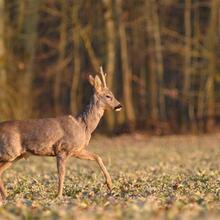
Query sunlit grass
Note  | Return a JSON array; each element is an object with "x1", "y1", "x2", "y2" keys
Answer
[{"x1": 1, "y1": 134, "x2": 220, "y2": 220}]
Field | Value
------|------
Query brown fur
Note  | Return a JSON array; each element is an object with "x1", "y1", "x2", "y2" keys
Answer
[{"x1": 0, "y1": 72, "x2": 122, "y2": 199}]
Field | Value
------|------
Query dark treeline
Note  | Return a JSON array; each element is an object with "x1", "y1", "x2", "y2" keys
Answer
[{"x1": 0, "y1": 0, "x2": 220, "y2": 134}]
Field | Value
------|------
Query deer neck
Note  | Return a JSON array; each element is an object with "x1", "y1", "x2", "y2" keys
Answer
[{"x1": 77, "y1": 94, "x2": 105, "y2": 134}]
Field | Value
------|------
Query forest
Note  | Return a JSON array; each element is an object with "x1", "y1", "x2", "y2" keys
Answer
[{"x1": 0, "y1": 0, "x2": 220, "y2": 134}]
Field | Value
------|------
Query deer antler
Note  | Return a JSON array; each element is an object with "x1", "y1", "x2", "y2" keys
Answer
[{"x1": 100, "y1": 66, "x2": 107, "y2": 88}]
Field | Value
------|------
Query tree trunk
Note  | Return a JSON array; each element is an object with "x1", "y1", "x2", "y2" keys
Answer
[
  {"x1": 70, "y1": 4, "x2": 81, "y2": 115},
  {"x1": 18, "y1": 0, "x2": 25, "y2": 32},
  {"x1": 195, "y1": 1, "x2": 205, "y2": 132},
  {"x1": 183, "y1": 0, "x2": 197, "y2": 131},
  {"x1": 0, "y1": 0, "x2": 7, "y2": 119},
  {"x1": 0, "y1": 0, "x2": 6, "y2": 84},
  {"x1": 23, "y1": 0, "x2": 40, "y2": 117},
  {"x1": 183, "y1": 0, "x2": 191, "y2": 97},
  {"x1": 54, "y1": 2, "x2": 67, "y2": 115},
  {"x1": 116, "y1": 0, "x2": 135, "y2": 129},
  {"x1": 103, "y1": 0, "x2": 116, "y2": 131},
  {"x1": 151, "y1": 0, "x2": 165, "y2": 120},
  {"x1": 145, "y1": 0, "x2": 159, "y2": 126},
  {"x1": 206, "y1": 0, "x2": 219, "y2": 131}
]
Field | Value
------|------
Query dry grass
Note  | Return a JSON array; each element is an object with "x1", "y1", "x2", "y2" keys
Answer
[{"x1": 1, "y1": 134, "x2": 220, "y2": 220}]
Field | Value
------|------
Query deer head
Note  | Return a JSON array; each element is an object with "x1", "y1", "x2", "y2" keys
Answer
[{"x1": 88, "y1": 67, "x2": 122, "y2": 112}]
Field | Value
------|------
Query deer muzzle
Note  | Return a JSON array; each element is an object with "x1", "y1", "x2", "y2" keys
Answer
[{"x1": 114, "y1": 104, "x2": 122, "y2": 112}]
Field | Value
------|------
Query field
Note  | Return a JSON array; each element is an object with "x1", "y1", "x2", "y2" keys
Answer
[{"x1": 1, "y1": 134, "x2": 220, "y2": 220}]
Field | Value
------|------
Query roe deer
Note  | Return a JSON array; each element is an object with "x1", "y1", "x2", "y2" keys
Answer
[{"x1": 0, "y1": 67, "x2": 122, "y2": 200}]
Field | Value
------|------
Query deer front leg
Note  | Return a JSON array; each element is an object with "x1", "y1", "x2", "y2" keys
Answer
[
  {"x1": 74, "y1": 150, "x2": 112, "y2": 190},
  {"x1": 0, "y1": 162, "x2": 12, "y2": 200},
  {"x1": 56, "y1": 154, "x2": 67, "y2": 198}
]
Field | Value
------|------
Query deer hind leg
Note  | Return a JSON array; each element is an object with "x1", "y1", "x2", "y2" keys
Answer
[
  {"x1": 73, "y1": 150, "x2": 112, "y2": 190},
  {"x1": 56, "y1": 154, "x2": 67, "y2": 198},
  {"x1": 0, "y1": 162, "x2": 12, "y2": 200}
]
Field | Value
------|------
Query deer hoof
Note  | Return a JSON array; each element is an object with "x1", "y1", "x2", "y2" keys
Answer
[
  {"x1": 56, "y1": 193, "x2": 63, "y2": 199},
  {"x1": 107, "y1": 182, "x2": 113, "y2": 191}
]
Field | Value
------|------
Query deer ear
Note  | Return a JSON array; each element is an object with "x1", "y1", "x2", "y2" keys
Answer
[
  {"x1": 88, "y1": 75, "x2": 95, "y2": 86},
  {"x1": 94, "y1": 75, "x2": 103, "y2": 92}
]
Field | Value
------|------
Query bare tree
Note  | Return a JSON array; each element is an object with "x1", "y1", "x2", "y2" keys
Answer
[
  {"x1": 145, "y1": 0, "x2": 166, "y2": 127},
  {"x1": 195, "y1": 0, "x2": 205, "y2": 132},
  {"x1": 150, "y1": 0, "x2": 165, "y2": 120},
  {"x1": 145, "y1": 0, "x2": 158, "y2": 124},
  {"x1": 0, "y1": 0, "x2": 7, "y2": 119},
  {"x1": 54, "y1": 1, "x2": 68, "y2": 115},
  {"x1": 206, "y1": 0, "x2": 219, "y2": 131},
  {"x1": 183, "y1": 0, "x2": 196, "y2": 131},
  {"x1": 103, "y1": 0, "x2": 116, "y2": 131},
  {"x1": 0, "y1": 0, "x2": 6, "y2": 83},
  {"x1": 70, "y1": 3, "x2": 81, "y2": 115},
  {"x1": 183, "y1": 0, "x2": 191, "y2": 111},
  {"x1": 116, "y1": 0, "x2": 135, "y2": 129},
  {"x1": 23, "y1": 0, "x2": 40, "y2": 117}
]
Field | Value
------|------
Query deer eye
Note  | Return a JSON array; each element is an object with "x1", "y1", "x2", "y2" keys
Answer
[{"x1": 106, "y1": 95, "x2": 112, "y2": 99}]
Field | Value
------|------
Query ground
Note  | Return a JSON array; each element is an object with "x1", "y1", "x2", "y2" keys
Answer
[{"x1": 0, "y1": 134, "x2": 220, "y2": 220}]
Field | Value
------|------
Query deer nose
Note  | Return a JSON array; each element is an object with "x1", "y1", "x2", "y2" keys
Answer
[{"x1": 114, "y1": 104, "x2": 122, "y2": 112}]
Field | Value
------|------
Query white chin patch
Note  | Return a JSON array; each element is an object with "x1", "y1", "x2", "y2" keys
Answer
[{"x1": 115, "y1": 108, "x2": 122, "y2": 112}]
